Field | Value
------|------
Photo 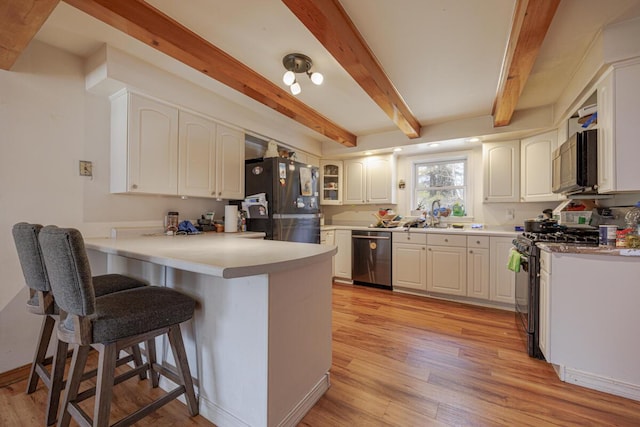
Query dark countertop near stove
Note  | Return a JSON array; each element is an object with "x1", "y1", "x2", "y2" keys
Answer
[{"x1": 538, "y1": 243, "x2": 640, "y2": 257}]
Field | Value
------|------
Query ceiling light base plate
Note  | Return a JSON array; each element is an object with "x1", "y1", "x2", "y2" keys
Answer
[{"x1": 283, "y1": 53, "x2": 313, "y2": 73}]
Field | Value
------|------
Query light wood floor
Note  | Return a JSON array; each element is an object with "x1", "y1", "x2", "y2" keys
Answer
[{"x1": 3, "y1": 283, "x2": 640, "y2": 426}]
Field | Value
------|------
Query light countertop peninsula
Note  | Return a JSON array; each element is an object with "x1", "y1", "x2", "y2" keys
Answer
[{"x1": 84, "y1": 231, "x2": 337, "y2": 279}]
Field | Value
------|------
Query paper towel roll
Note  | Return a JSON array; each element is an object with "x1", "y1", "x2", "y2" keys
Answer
[{"x1": 224, "y1": 205, "x2": 238, "y2": 232}]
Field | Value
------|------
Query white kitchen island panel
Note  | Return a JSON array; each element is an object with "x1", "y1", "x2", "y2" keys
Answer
[
  {"x1": 85, "y1": 233, "x2": 335, "y2": 426},
  {"x1": 543, "y1": 250, "x2": 640, "y2": 401}
]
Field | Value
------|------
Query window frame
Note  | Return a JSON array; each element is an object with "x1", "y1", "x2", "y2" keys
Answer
[{"x1": 411, "y1": 152, "x2": 473, "y2": 219}]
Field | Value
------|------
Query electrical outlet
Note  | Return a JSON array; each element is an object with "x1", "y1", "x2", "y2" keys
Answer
[
  {"x1": 79, "y1": 160, "x2": 93, "y2": 177},
  {"x1": 506, "y1": 208, "x2": 515, "y2": 220}
]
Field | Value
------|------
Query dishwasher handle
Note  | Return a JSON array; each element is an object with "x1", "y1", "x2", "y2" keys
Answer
[{"x1": 352, "y1": 235, "x2": 390, "y2": 240}]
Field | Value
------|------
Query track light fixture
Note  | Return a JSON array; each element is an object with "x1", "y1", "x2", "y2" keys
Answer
[{"x1": 282, "y1": 53, "x2": 323, "y2": 95}]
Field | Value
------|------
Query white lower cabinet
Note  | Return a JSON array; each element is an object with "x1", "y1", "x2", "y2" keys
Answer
[
  {"x1": 334, "y1": 230, "x2": 352, "y2": 280},
  {"x1": 489, "y1": 237, "x2": 516, "y2": 304},
  {"x1": 320, "y1": 230, "x2": 336, "y2": 277},
  {"x1": 466, "y1": 236, "x2": 490, "y2": 299},
  {"x1": 426, "y1": 234, "x2": 467, "y2": 296},
  {"x1": 538, "y1": 250, "x2": 551, "y2": 360},
  {"x1": 392, "y1": 233, "x2": 427, "y2": 290}
]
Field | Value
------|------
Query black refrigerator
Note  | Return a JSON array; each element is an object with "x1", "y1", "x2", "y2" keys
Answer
[{"x1": 244, "y1": 158, "x2": 321, "y2": 244}]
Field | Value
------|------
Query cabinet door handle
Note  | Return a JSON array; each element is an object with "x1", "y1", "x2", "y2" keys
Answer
[
  {"x1": 444, "y1": 238, "x2": 449, "y2": 242},
  {"x1": 469, "y1": 250, "x2": 474, "y2": 254},
  {"x1": 422, "y1": 247, "x2": 425, "y2": 250},
  {"x1": 428, "y1": 248, "x2": 432, "y2": 251},
  {"x1": 211, "y1": 191, "x2": 215, "y2": 196},
  {"x1": 131, "y1": 184, "x2": 138, "y2": 190},
  {"x1": 476, "y1": 240, "x2": 480, "y2": 245}
]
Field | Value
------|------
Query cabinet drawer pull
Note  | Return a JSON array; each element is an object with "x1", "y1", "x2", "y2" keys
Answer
[
  {"x1": 444, "y1": 238, "x2": 449, "y2": 242},
  {"x1": 469, "y1": 250, "x2": 474, "y2": 254},
  {"x1": 476, "y1": 240, "x2": 480, "y2": 245}
]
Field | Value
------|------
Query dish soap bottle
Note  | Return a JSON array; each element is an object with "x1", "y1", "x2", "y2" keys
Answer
[{"x1": 452, "y1": 201, "x2": 465, "y2": 217}]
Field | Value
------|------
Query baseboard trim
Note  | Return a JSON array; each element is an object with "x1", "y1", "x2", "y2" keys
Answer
[
  {"x1": 564, "y1": 367, "x2": 640, "y2": 402},
  {"x1": 0, "y1": 363, "x2": 30, "y2": 388},
  {"x1": 278, "y1": 372, "x2": 331, "y2": 427},
  {"x1": 159, "y1": 371, "x2": 330, "y2": 427}
]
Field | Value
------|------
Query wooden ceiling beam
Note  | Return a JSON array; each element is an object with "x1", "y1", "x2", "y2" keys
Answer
[
  {"x1": 0, "y1": 0, "x2": 60, "y2": 70},
  {"x1": 282, "y1": 0, "x2": 422, "y2": 139},
  {"x1": 492, "y1": 0, "x2": 561, "y2": 127},
  {"x1": 60, "y1": 0, "x2": 357, "y2": 147}
]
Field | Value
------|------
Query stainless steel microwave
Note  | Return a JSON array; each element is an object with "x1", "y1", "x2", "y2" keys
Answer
[{"x1": 552, "y1": 129, "x2": 598, "y2": 194}]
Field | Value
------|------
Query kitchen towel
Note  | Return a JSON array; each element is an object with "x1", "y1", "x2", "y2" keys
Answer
[
  {"x1": 507, "y1": 249, "x2": 522, "y2": 272},
  {"x1": 224, "y1": 205, "x2": 238, "y2": 232}
]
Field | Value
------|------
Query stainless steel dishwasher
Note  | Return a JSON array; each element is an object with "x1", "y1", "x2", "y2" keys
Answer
[{"x1": 351, "y1": 230, "x2": 392, "y2": 289}]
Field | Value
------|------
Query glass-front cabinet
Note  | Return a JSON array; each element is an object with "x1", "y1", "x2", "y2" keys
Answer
[{"x1": 320, "y1": 160, "x2": 342, "y2": 205}]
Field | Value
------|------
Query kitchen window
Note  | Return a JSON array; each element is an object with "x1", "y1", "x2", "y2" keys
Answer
[{"x1": 413, "y1": 157, "x2": 467, "y2": 216}]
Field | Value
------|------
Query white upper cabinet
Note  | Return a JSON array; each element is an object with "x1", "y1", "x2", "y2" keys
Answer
[
  {"x1": 179, "y1": 111, "x2": 217, "y2": 198},
  {"x1": 111, "y1": 91, "x2": 244, "y2": 199},
  {"x1": 343, "y1": 158, "x2": 367, "y2": 204},
  {"x1": 320, "y1": 160, "x2": 343, "y2": 205},
  {"x1": 520, "y1": 130, "x2": 562, "y2": 202},
  {"x1": 366, "y1": 155, "x2": 396, "y2": 204},
  {"x1": 597, "y1": 60, "x2": 640, "y2": 193},
  {"x1": 111, "y1": 91, "x2": 179, "y2": 195},
  {"x1": 214, "y1": 124, "x2": 245, "y2": 200},
  {"x1": 482, "y1": 141, "x2": 520, "y2": 203},
  {"x1": 344, "y1": 155, "x2": 396, "y2": 204}
]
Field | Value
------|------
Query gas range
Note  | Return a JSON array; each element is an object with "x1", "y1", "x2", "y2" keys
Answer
[
  {"x1": 512, "y1": 227, "x2": 599, "y2": 360},
  {"x1": 514, "y1": 227, "x2": 599, "y2": 252},
  {"x1": 521, "y1": 230, "x2": 599, "y2": 245}
]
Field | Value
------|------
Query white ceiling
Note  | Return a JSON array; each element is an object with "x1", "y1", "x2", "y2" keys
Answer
[{"x1": 33, "y1": 0, "x2": 640, "y2": 154}]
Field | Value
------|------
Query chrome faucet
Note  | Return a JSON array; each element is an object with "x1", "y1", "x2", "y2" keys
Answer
[{"x1": 429, "y1": 199, "x2": 441, "y2": 227}]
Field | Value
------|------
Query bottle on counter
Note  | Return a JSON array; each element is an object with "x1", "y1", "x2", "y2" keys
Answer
[
  {"x1": 165, "y1": 211, "x2": 179, "y2": 235},
  {"x1": 239, "y1": 210, "x2": 247, "y2": 232},
  {"x1": 624, "y1": 202, "x2": 640, "y2": 248}
]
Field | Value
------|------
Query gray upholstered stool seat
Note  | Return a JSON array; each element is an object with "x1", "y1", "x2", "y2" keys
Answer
[
  {"x1": 62, "y1": 287, "x2": 195, "y2": 343},
  {"x1": 11, "y1": 222, "x2": 148, "y2": 426},
  {"x1": 39, "y1": 226, "x2": 198, "y2": 427}
]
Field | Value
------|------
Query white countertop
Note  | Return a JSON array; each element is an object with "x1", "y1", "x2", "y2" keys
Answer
[
  {"x1": 85, "y1": 232, "x2": 337, "y2": 279},
  {"x1": 322, "y1": 224, "x2": 518, "y2": 237}
]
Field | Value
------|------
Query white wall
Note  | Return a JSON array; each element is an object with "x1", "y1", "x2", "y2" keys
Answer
[{"x1": 0, "y1": 41, "x2": 317, "y2": 373}]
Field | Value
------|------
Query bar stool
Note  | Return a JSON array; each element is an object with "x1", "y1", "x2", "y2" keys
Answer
[
  {"x1": 11, "y1": 222, "x2": 148, "y2": 426},
  {"x1": 39, "y1": 226, "x2": 198, "y2": 427}
]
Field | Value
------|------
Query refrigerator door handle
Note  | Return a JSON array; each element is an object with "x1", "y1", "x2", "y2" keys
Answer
[{"x1": 272, "y1": 213, "x2": 321, "y2": 219}]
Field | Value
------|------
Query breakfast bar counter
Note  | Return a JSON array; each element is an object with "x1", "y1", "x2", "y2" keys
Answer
[{"x1": 85, "y1": 232, "x2": 337, "y2": 427}]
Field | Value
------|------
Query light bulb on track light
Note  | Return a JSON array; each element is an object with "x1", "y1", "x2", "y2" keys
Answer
[
  {"x1": 283, "y1": 71, "x2": 295, "y2": 86},
  {"x1": 310, "y1": 72, "x2": 323, "y2": 85}
]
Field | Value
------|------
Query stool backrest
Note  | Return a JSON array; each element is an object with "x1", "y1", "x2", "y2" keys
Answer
[
  {"x1": 12, "y1": 223, "x2": 50, "y2": 293},
  {"x1": 39, "y1": 226, "x2": 96, "y2": 317}
]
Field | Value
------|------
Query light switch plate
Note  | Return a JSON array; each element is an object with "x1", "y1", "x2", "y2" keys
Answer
[{"x1": 79, "y1": 160, "x2": 93, "y2": 177}]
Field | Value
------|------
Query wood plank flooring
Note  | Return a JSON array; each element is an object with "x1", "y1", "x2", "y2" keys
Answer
[
  {"x1": 300, "y1": 283, "x2": 640, "y2": 426},
  {"x1": 2, "y1": 283, "x2": 640, "y2": 426}
]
